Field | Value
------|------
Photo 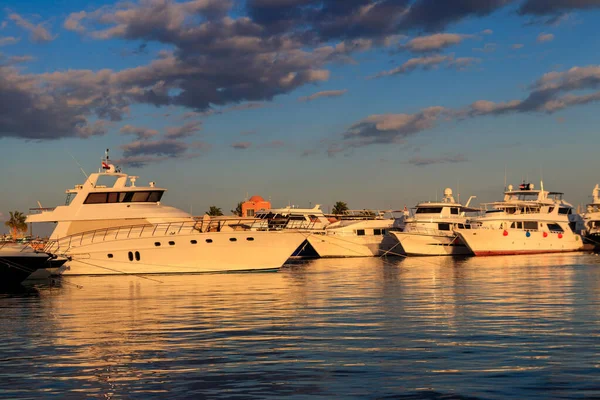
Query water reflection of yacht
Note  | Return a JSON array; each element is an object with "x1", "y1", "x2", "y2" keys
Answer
[
  {"x1": 583, "y1": 184, "x2": 600, "y2": 251},
  {"x1": 391, "y1": 188, "x2": 479, "y2": 256},
  {"x1": 26, "y1": 151, "x2": 306, "y2": 275},
  {"x1": 455, "y1": 182, "x2": 585, "y2": 256}
]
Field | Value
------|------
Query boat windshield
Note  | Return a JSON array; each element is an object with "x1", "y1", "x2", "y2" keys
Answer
[
  {"x1": 83, "y1": 190, "x2": 164, "y2": 204},
  {"x1": 65, "y1": 192, "x2": 77, "y2": 206}
]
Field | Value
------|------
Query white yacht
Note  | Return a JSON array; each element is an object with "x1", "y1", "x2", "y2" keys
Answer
[
  {"x1": 26, "y1": 151, "x2": 306, "y2": 275},
  {"x1": 582, "y1": 184, "x2": 600, "y2": 250},
  {"x1": 252, "y1": 206, "x2": 404, "y2": 258},
  {"x1": 307, "y1": 211, "x2": 402, "y2": 257},
  {"x1": 391, "y1": 188, "x2": 479, "y2": 256},
  {"x1": 455, "y1": 182, "x2": 585, "y2": 256}
]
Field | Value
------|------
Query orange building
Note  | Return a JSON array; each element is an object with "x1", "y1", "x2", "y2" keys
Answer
[{"x1": 241, "y1": 195, "x2": 271, "y2": 217}]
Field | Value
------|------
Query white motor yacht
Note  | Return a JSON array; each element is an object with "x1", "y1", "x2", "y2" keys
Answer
[
  {"x1": 306, "y1": 210, "x2": 403, "y2": 258},
  {"x1": 455, "y1": 182, "x2": 585, "y2": 256},
  {"x1": 26, "y1": 151, "x2": 306, "y2": 275},
  {"x1": 582, "y1": 184, "x2": 600, "y2": 251},
  {"x1": 391, "y1": 188, "x2": 479, "y2": 256},
  {"x1": 252, "y1": 206, "x2": 403, "y2": 258}
]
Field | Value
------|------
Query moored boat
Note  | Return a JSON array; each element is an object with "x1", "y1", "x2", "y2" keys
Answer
[
  {"x1": 391, "y1": 188, "x2": 479, "y2": 256},
  {"x1": 455, "y1": 182, "x2": 585, "y2": 256},
  {"x1": 26, "y1": 150, "x2": 306, "y2": 275}
]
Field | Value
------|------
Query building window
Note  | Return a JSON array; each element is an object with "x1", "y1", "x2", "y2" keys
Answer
[{"x1": 247, "y1": 209, "x2": 255, "y2": 217}]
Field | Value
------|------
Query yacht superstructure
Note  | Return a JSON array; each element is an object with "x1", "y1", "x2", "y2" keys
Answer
[
  {"x1": 455, "y1": 182, "x2": 585, "y2": 256},
  {"x1": 391, "y1": 188, "x2": 479, "y2": 256},
  {"x1": 26, "y1": 151, "x2": 306, "y2": 275}
]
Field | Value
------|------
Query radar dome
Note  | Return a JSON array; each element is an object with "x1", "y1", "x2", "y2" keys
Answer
[
  {"x1": 508, "y1": 184, "x2": 514, "y2": 191},
  {"x1": 443, "y1": 188, "x2": 453, "y2": 197}
]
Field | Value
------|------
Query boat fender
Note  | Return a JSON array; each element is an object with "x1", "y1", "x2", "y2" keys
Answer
[
  {"x1": 526, "y1": 231, "x2": 531, "y2": 238},
  {"x1": 543, "y1": 232, "x2": 548, "y2": 238},
  {"x1": 503, "y1": 230, "x2": 508, "y2": 236},
  {"x1": 558, "y1": 233, "x2": 563, "y2": 239}
]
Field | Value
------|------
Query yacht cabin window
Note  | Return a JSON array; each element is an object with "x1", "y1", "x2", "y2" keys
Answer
[
  {"x1": 547, "y1": 223, "x2": 564, "y2": 233},
  {"x1": 416, "y1": 207, "x2": 443, "y2": 214},
  {"x1": 83, "y1": 190, "x2": 165, "y2": 204},
  {"x1": 438, "y1": 223, "x2": 451, "y2": 231},
  {"x1": 451, "y1": 208, "x2": 459, "y2": 215},
  {"x1": 356, "y1": 229, "x2": 365, "y2": 236},
  {"x1": 65, "y1": 192, "x2": 77, "y2": 206},
  {"x1": 523, "y1": 221, "x2": 538, "y2": 231},
  {"x1": 558, "y1": 208, "x2": 571, "y2": 215}
]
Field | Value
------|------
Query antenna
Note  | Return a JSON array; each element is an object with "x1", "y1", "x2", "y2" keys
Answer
[
  {"x1": 504, "y1": 164, "x2": 507, "y2": 191},
  {"x1": 65, "y1": 149, "x2": 89, "y2": 180}
]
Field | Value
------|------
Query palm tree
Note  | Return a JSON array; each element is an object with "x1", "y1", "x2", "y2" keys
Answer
[
  {"x1": 231, "y1": 201, "x2": 243, "y2": 217},
  {"x1": 206, "y1": 206, "x2": 224, "y2": 216},
  {"x1": 332, "y1": 201, "x2": 349, "y2": 215},
  {"x1": 5, "y1": 211, "x2": 28, "y2": 239}
]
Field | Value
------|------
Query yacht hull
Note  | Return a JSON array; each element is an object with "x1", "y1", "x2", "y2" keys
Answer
[
  {"x1": 391, "y1": 231, "x2": 471, "y2": 256},
  {"x1": 456, "y1": 229, "x2": 585, "y2": 256},
  {"x1": 306, "y1": 233, "x2": 399, "y2": 258},
  {"x1": 53, "y1": 231, "x2": 306, "y2": 275},
  {"x1": 0, "y1": 251, "x2": 51, "y2": 286}
]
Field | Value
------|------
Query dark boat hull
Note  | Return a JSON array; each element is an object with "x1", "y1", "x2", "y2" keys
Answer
[{"x1": 0, "y1": 253, "x2": 51, "y2": 287}]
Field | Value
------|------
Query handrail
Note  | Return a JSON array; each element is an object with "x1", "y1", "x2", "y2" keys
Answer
[{"x1": 42, "y1": 217, "x2": 316, "y2": 254}]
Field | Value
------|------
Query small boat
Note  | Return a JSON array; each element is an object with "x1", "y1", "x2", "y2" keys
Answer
[{"x1": 0, "y1": 244, "x2": 51, "y2": 287}]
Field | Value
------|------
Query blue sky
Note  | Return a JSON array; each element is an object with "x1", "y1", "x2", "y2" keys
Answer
[{"x1": 2, "y1": 0, "x2": 600, "y2": 229}]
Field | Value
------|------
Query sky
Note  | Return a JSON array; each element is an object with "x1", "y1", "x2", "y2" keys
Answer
[{"x1": 2, "y1": 0, "x2": 600, "y2": 231}]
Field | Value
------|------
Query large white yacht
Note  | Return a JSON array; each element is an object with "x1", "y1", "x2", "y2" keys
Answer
[
  {"x1": 582, "y1": 184, "x2": 600, "y2": 251},
  {"x1": 26, "y1": 151, "x2": 306, "y2": 275},
  {"x1": 391, "y1": 188, "x2": 479, "y2": 256},
  {"x1": 455, "y1": 182, "x2": 585, "y2": 256}
]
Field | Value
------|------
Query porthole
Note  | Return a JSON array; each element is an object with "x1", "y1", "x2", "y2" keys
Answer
[
  {"x1": 229, "y1": 238, "x2": 237, "y2": 242},
  {"x1": 128, "y1": 251, "x2": 133, "y2": 261},
  {"x1": 107, "y1": 253, "x2": 113, "y2": 259},
  {"x1": 154, "y1": 242, "x2": 161, "y2": 247},
  {"x1": 169, "y1": 241, "x2": 175, "y2": 246},
  {"x1": 135, "y1": 251, "x2": 140, "y2": 261},
  {"x1": 190, "y1": 240, "x2": 197, "y2": 244},
  {"x1": 246, "y1": 237, "x2": 254, "y2": 241},
  {"x1": 206, "y1": 239, "x2": 213, "y2": 243}
]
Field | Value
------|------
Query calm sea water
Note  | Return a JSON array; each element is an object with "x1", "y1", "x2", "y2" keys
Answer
[{"x1": 2, "y1": 254, "x2": 600, "y2": 399}]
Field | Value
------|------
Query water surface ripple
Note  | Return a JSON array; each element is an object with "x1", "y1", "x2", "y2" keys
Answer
[{"x1": 1, "y1": 253, "x2": 600, "y2": 399}]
